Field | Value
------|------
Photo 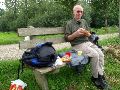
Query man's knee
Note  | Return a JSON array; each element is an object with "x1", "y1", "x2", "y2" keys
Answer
[
  {"x1": 100, "y1": 53, "x2": 104, "y2": 58},
  {"x1": 91, "y1": 51, "x2": 99, "y2": 58}
]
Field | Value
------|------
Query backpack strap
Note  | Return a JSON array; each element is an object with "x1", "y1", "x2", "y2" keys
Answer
[{"x1": 17, "y1": 59, "x2": 24, "y2": 79}]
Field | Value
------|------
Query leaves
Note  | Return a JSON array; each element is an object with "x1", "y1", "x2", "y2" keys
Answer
[
  {"x1": 91, "y1": 0, "x2": 119, "y2": 27},
  {"x1": 0, "y1": 0, "x2": 119, "y2": 31}
]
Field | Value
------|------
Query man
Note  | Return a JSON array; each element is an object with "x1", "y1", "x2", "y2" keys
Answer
[{"x1": 64, "y1": 4, "x2": 109, "y2": 89}]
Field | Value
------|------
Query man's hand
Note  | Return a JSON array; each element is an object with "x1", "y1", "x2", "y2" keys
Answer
[
  {"x1": 78, "y1": 28, "x2": 91, "y2": 37},
  {"x1": 67, "y1": 28, "x2": 91, "y2": 41},
  {"x1": 73, "y1": 28, "x2": 85, "y2": 37}
]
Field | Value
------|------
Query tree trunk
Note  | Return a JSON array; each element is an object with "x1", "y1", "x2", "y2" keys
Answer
[
  {"x1": 105, "y1": 17, "x2": 108, "y2": 33},
  {"x1": 118, "y1": 1, "x2": 120, "y2": 38},
  {"x1": 14, "y1": 0, "x2": 17, "y2": 19},
  {"x1": 25, "y1": 0, "x2": 28, "y2": 27}
]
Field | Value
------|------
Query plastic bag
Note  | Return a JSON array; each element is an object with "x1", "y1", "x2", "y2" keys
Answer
[{"x1": 9, "y1": 79, "x2": 27, "y2": 90}]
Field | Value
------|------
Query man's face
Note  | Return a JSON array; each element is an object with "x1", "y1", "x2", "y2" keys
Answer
[{"x1": 73, "y1": 6, "x2": 83, "y2": 21}]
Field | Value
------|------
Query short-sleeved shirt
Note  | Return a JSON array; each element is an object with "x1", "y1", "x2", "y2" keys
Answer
[{"x1": 64, "y1": 18, "x2": 90, "y2": 46}]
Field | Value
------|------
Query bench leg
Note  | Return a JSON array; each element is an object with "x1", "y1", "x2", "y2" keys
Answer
[
  {"x1": 52, "y1": 69, "x2": 60, "y2": 74},
  {"x1": 34, "y1": 70, "x2": 49, "y2": 90}
]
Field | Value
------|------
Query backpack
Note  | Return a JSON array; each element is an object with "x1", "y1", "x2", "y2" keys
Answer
[
  {"x1": 89, "y1": 32, "x2": 104, "y2": 51},
  {"x1": 17, "y1": 42, "x2": 57, "y2": 78},
  {"x1": 89, "y1": 32, "x2": 99, "y2": 45},
  {"x1": 22, "y1": 42, "x2": 57, "y2": 67}
]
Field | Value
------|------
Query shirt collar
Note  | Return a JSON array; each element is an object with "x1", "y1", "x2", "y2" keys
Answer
[{"x1": 73, "y1": 18, "x2": 81, "y2": 24}]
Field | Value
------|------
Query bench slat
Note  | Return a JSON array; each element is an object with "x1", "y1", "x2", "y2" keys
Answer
[
  {"x1": 19, "y1": 37, "x2": 65, "y2": 49},
  {"x1": 35, "y1": 63, "x2": 66, "y2": 74},
  {"x1": 18, "y1": 27, "x2": 64, "y2": 36}
]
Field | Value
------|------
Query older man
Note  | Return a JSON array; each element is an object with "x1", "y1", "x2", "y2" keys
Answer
[{"x1": 64, "y1": 4, "x2": 109, "y2": 89}]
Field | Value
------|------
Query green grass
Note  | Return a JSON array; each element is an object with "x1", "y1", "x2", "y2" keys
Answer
[
  {"x1": 0, "y1": 32, "x2": 22, "y2": 45},
  {"x1": 0, "y1": 60, "x2": 40, "y2": 90},
  {"x1": 99, "y1": 37, "x2": 120, "y2": 46},
  {"x1": 91, "y1": 26, "x2": 118, "y2": 35},
  {"x1": 0, "y1": 37, "x2": 120, "y2": 90}
]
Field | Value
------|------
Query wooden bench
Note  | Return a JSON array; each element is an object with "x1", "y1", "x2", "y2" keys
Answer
[{"x1": 18, "y1": 27, "x2": 71, "y2": 90}]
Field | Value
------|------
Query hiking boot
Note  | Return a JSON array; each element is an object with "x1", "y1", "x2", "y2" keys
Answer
[
  {"x1": 91, "y1": 76, "x2": 108, "y2": 89},
  {"x1": 98, "y1": 75, "x2": 112, "y2": 90},
  {"x1": 98, "y1": 74, "x2": 105, "y2": 80}
]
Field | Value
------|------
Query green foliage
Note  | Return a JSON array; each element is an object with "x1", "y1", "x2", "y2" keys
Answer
[
  {"x1": 90, "y1": 0, "x2": 119, "y2": 27},
  {"x1": 15, "y1": 14, "x2": 27, "y2": 28},
  {"x1": 0, "y1": 17, "x2": 9, "y2": 32},
  {"x1": 29, "y1": 10, "x2": 70, "y2": 27},
  {"x1": 54, "y1": 0, "x2": 79, "y2": 13},
  {"x1": 28, "y1": 1, "x2": 71, "y2": 27},
  {"x1": 0, "y1": 8, "x2": 5, "y2": 16},
  {"x1": 0, "y1": 0, "x2": 119, "y2": 32},
  {"x1": 81, "y1": 1, "x2": 92, "y2": 24},
  {"x1": 1, "y1": 0, "x2": 92, "y2": 31}
]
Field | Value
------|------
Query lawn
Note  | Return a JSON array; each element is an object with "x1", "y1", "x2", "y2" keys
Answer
[
  {"x1": 0, "y1": 37, "x2": 120, "y2": 90},
  {"x1": 0, "y1": 32, "x2": 22, "y2": 45},
  {"x1": 91, "y1": 26, "x2": 119, "y2": 35}
]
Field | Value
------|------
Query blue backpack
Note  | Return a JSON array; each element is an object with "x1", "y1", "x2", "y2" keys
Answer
[
  {"x1": 17, "y1": 42, "x2": 57, "y2": 78},
  {"x1": 21, "y1": 42, "x2": 57, "y2": 68}
]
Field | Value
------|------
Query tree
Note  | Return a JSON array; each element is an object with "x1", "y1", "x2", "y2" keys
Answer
[
  {"x1": 90, "y1": 0, "x2": 119, "y2": 27},
  {"x1": 54, "y1": 0, "x2": 79, "y2": 15},
  {"x1": 28, "y1": 1, "x2": 71, "y2": 27},
  {"x1": 91, "y1": 0, "x2": 110, "y2": 27},
  {"x1": 0, "y1": 8, "x2": 5, "y2": 16}
]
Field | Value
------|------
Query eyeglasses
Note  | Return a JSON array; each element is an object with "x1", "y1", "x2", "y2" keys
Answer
[{"x1": 77, "y1": 10, "x2": 83, "y2": 13}]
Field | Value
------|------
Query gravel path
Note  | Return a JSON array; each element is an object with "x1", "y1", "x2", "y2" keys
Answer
[{"x1": 0, "y1": 33, "x2": 119, "y2": 60}]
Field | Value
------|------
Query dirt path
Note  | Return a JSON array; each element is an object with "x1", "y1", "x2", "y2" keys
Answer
[{"x1": 0, "y1": 33, "x2": 119, "y2": 60}]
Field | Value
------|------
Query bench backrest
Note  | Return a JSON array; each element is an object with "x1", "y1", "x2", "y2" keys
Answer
[{"x1": 18, "y1": 27, "x2": 66, "y2": 49}]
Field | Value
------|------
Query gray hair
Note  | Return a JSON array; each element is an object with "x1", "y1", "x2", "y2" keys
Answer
[{"x1": 73, "y1": 4, "x2": 83, "y2": 11}]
